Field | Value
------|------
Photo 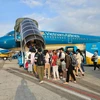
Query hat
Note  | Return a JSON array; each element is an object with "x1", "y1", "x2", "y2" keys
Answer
[{"x1": 38, "y1": 48, "x2": 42, "y2": 52}]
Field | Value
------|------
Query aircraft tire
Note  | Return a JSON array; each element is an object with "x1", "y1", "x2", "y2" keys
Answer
[{"x1": 3, "y1": 57, "x2": 7, "y2": 61}]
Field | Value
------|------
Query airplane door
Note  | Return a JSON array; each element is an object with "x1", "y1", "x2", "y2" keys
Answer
[
  {"x1": 68, "y1": 34, "x2": 72, "y2": 43},
  {"x1": 15, "y1": 32, "x2": 20, "y2": 41}
]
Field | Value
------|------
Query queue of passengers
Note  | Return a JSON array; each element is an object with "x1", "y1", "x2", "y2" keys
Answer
[{"x1": 24, "y1": 46, "x2": 85, "y2": 84}]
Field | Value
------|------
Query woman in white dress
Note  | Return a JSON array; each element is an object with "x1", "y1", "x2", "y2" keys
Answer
[{"x1": 76, "y1": 49, "x2": 84, "y2": 76}]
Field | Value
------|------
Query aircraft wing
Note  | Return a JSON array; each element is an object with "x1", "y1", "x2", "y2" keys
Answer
[{"x1": 0, "y1": 48, "x2": 12, "y2": 54}]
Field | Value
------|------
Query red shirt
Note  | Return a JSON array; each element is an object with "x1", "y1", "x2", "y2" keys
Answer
[{"x1": 52, "y1": 55, "x2": 58, "y2": 66}]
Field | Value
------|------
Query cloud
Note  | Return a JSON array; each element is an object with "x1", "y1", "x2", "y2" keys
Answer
[
  {"x1": 21, "y1": 0, "x2": 43, "y2": 7},
  {"x1": 1, "y1": 0, "x2": 100, "y2": 36},
  {"x1": 67, "y1": 0, "x2": 87, "y2": 6},
  {"x1": 24, "y1": 1, "x2": 100, "y2": 36}
]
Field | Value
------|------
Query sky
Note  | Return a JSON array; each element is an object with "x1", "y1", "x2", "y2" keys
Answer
[{"x1": 0, "y1": 0, "x2": 100, "y2": 36}]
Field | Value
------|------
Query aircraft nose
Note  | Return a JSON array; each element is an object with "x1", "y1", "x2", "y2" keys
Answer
[{"x1": 0, "y1": 37, "x2": 5, "y2": 48}]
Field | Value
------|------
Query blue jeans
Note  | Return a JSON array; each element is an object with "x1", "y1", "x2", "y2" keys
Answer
[{"x1": 81, "y1": 63, "x2": 85, "y2": 72}]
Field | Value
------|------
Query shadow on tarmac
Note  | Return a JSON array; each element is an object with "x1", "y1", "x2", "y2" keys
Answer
[{"x1": 14, "y1": 79, "x2": 37, "y2": 100}]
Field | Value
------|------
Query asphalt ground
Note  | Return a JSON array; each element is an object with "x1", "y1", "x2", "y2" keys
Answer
[{"x1": 0, "y1": 59, "x2": 100, "y2": 100}]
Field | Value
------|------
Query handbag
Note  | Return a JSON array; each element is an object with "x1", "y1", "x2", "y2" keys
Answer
[
  {"x1": 56, "y1": 59, "x2": 61, "y2": 66},
  {"x1": 91, "y1": 56, "x2": 95, "y2": 62}
]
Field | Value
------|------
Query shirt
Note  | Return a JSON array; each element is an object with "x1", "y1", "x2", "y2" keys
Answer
[
  {"x1": 45, "y1": 53, "x2": 50, "y2": 63},
  {"x1": 52, "y1": 55, "x2": 58, "y2": 66}
]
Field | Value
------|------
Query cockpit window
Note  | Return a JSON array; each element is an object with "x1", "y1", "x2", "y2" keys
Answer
[
  {"x1": 4, "y1": 31, "x2": 15, "y2": 36},
  {"x1": 8, "y1": 34, "x2": 12, "y2": 36},
  {"x1": 7, "y1": 33, "x2": 14, "y2": 36}
]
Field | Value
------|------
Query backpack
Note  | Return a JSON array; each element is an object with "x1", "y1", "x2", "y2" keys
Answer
[
  {"x1": 56, "y1": 59, "x2": 61, "y2": 66},
  {"x1": 37, "y1": 53, "x2": 45, "y2": 66},
  {"x1": 71, "y1": 56, "x2": 77, "y2": 66},
  {"x1": 91, "y1": 55, "x2": 95, "y2": 62}
]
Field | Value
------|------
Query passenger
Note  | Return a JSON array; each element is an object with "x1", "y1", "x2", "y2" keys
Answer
[
  {"x1": 50, "y1": 50, "x2": 55, "y2": 78},
  {"x1": 30, "y1": 48, "x2": 37, "y2": 76},
  {"x1": 25, "y1": 60, "x2": 28, "y2": 71},
  {"x1": 52, "y1": 50, "x2": 60, "y2": 80},
  {"x1": 76, "y1": 49, "x2": 84, "y2": 76},
  {"x1": 34, "y1": 48, "x2": 45, "y2": 83},
  {"x1": 57, "y1": 49, "x2": 62, "y2": 74},
  {"x1": 61, "y1": 60, "x2": 66, "y2": 80},
  {"x1": 29, "y1": 42, "x2": 36, "y2": 52},
  {"x1": 25, "y1": 51, "x2": 31, "y2": 69},
  {"x1": 71, "y1": 51, "x2": 78, "y2": 69},
  {"x1": 64, "y1": 50, "x2": 76, "y2": 84},
  {"x1": 58, "y1": 48, "x2": 65, "y2": 78},
  {"x1": 80, "y1": 52, "x2": 85, "y2": 72},
  {"x1": 44, "y1": 50, "x2": 50, "y2": 79},
  {"x1": 70, "y1": 51, "x2": 78, "y2": 81},
  {"x1": 56, "y1": 49, "x2": 61, "y2": 70},
  {"x1": 26, "y1": 51, "x2": 31, "y2": 61},
  {"x1": 34, "y1": 51, "x2": 39, "y2": 78},
  {"x1": 48, "y1": 50, "x2": 52, "y2": 66},
  {"x1": 24, "y1": 51, "x2": 29, "y2": 69},
  {"x1": 92, "y1": 51, "x2": 100, "y2": 70},
  {"x1": 28, "y1": 53, "x2": 33, "y2": 73},
  {"x1": 30, "y1": 48, "x2": 36, "y2": 65},
  {"x1": 48, "y1": 50, "x2": 53, "y2": 77}
]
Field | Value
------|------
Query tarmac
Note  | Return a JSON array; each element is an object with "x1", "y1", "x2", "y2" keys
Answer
[{"x1": 0, "y1": 59, "x2": 100, "y2": 100}]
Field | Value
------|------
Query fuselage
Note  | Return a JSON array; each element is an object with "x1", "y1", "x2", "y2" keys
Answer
[
  {"x1": 41, "y1": 31, "x2": 100, "y2": 44},
  {"x1": 0, "y1": 30, "x2": 100, "y2": 50}
]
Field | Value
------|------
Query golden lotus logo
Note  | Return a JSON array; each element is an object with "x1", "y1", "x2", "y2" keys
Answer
[
  {"x1": 92, "y1": 44, "x2": 96, "y2": 48},
  {"x1": 91, "y1": 44, "x2": 98, "y2": 50}
]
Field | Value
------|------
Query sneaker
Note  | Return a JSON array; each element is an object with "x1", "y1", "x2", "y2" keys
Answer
[
  {"x1": 60, "y1": 76, "x2": 63, "y2": 79},
  {"x1": 76, "y1": 75, "x2": 78, "y2": 76},
  {"x1": 73, "y1": 81, "x2": 76, "y2": 83},
  {"x1": 82, "y1": 74, "x2": 84, "y2": 76},
  {"x1": 44, "y1": 76, "x2": 47, "y2": 78},
  {"x1": 63, "y1": 82, "x2": 69, "y2": 84},
  {"x1": 48, "y1": 77, "x2": 49, "y2": 79},
  {"x1": 53, "y1": 78, "x2": 57, "y2": 80},
  {"x1": 63, "y1": 78, "x2": 66, "y2": 81},
  {"x1": 57, "y1": 78, "x2": 60, "y2": 80},
  {"x1": 39, "y1": 81, "x2": 44, "y2": 84}
]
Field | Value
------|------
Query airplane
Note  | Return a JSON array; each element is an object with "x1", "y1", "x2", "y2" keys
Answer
[
  {"x1": 0, "y1": 48, "x2": 11, "y2": 53},
  {"x1": 0, "y1": 17, "x2": 100, "y2": 51},
  {"x1": 1, "y1": 30, "x2": 100, "y2": 64},
  {"x1": 0, "y1": 30, "x2": 100, "y2": 50},
  {"x1": 0, "y1": 17, "x2": 100, "y2": 65}
]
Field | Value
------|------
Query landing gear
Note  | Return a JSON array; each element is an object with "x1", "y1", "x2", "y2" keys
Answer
[
  {"x1": 3, "y1": 57, "x2": 7, "y2": 61},
  {"x1": 8, "y1": 57, "x2": 12, "y2": 61},
  {"x1": 3, "y1": 57, "x2": 12, "y2": 61}
]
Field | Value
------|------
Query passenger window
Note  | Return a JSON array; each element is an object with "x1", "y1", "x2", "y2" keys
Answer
[{"x1": 8, "y1": 34, "x2": 12, "y2": 36}]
